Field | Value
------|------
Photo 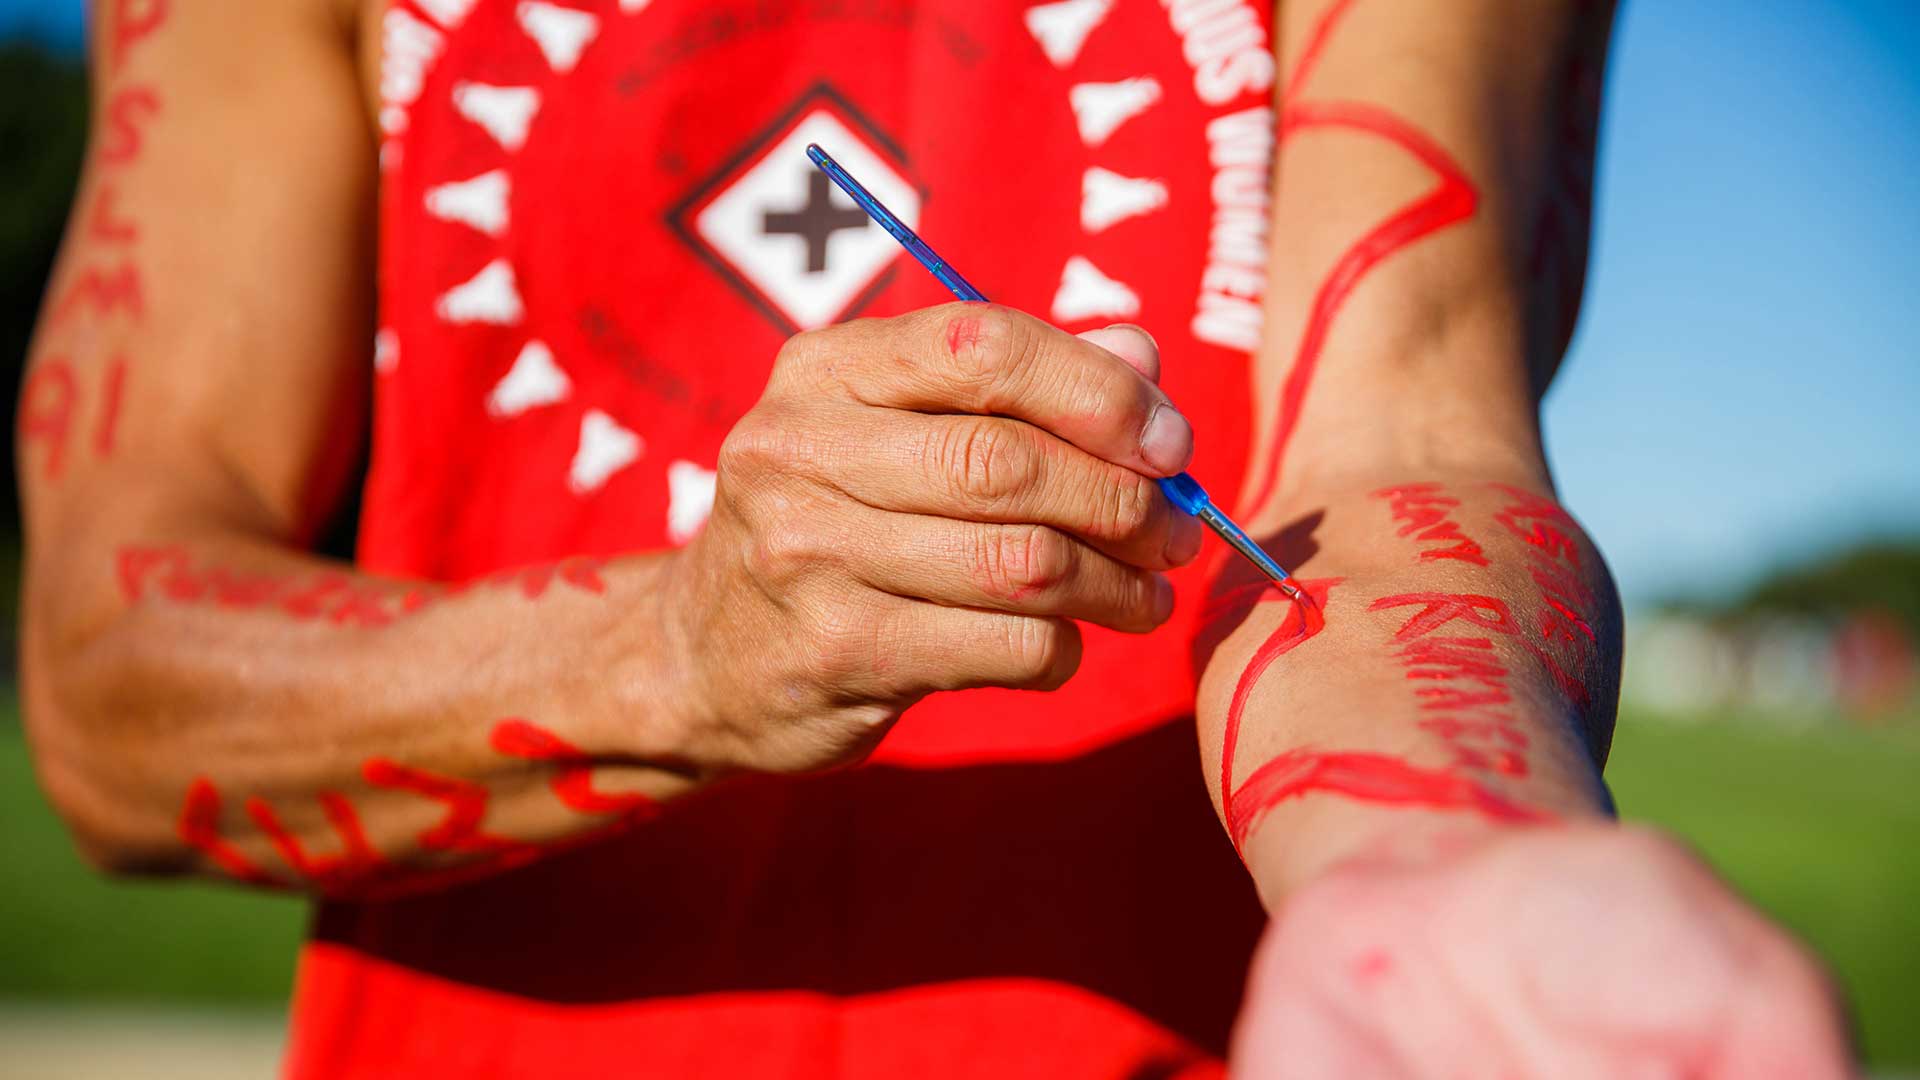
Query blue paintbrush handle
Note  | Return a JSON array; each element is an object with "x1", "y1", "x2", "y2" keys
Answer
[{"x1": 806, "y1": 144, "x2": 1298, "y2": 591}]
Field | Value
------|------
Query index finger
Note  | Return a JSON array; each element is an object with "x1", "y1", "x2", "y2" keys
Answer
[{"x1": 832, "y1": 303, "x2": 1195, "y2": 477}]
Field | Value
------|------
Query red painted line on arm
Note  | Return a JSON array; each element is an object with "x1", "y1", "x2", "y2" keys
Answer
[
  {"x1": 1283, "y1": 0, "x2": 1361, "y2": 101},
  {"x1": 362, "y1": 759, "x2": 530, "y2": 859},
  {"x1": 244, "y1": 792, "x2": 381, "y2": 886},
  {"x1": 1228, "y1": 748, "x2": 1552, "y2": 849},
  {"x1": 491, "y1": 719, "x2": 661, "y2": 817},
  {"x1": 1246, "y1": 100, "x2": 1478, "y2": 512},
  {"x1": 177, "y1": 778, "x2": 276, "y2": 886},
  {"x1": 1218, "y1": 578, "x2": 1341, "y2": 850}
]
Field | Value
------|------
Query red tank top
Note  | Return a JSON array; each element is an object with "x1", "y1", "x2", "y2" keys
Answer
[{"x1": 288, "y1": 1, "x2": 1277, "y2": 1075}]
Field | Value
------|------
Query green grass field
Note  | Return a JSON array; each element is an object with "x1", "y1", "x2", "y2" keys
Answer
[{"x1": 1, "y1": 704, "x2": 1915, "y2": 1065}]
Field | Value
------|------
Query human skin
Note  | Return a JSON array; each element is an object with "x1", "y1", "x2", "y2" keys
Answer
[
  {"x1": 1209, "y1": 0, "x2": 1853, "y2": 1074},
  {"x1": 16, "y1": 0, "x2": 1854, "y2": 1071},
  {"x1": 18, "y1": 0, "x2": 1198, "y2": 893}
]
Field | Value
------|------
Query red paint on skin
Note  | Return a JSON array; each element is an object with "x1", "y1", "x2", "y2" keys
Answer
[
  {"x1": 491, "y1": 719, "x2": 661, "y2": 817},
  {"x1": 1413, "y1": 686, "x2": 1509, "y2": 711},
  {"x1": 277, "y1": 573, "x2": 351, "y2": 619},
  {"x1": 327, "y1": 588, "x2": 397, "y2": 628},
  {"x1": 117, "y1": 544, "x2": 184, "y2": 601},
  {"x1": 111, "y1": 0, "x2": 170, "y2": 72},
  {"x1": 100, "y1": 86, "x2": 161, "y2": 165},
  {"x1": 517, "y1": 564, "x2": 555, "y2": 599},
  {"x1": 1523, "y1": 640, "x2": 1591, "y2": 710},
  {"x1": 1418, "y1": 717, "x2": 1528, "y2": 749},
  {"x1": 94, "y1": 356, "x2": 127, "y2": 457},
  {"x1": 1397, "y1": 636, "x2": 1506, "y2": 686},
  {"x1": 1351, "y1": 947, "x2": 1394, "y2": 988},
  {"x1": 177, "y1": 778, "x2": 275, "y2": 885},
  {"x1": 20, "y1": 361, "x2": 78, "y2": 480},
  {"x1": 558, "y1": 557, "x2": 609, "y2": 594},
  {"x1": 1219, "y1": 578, "x2": 1342, "y2": 852},
  {"x1": 1229, "y1": 749, "x2": 1553, "y2": 848},
  {"x1": 1371, "y1": 484, "x2": 1489, "y2": 566},
  {"x1": 945, "y1": 314, "x2": 982, "y2": 359},
  {"x1": 362, "y1": 759, "x2": 531, "y2": 859},
  {"x1": 204, "y1": 566, "x2": 286, "y2": 609},
  {"x1": 1283, "y1": 0, "x2": 1359, "y2": 100},
  {"x1": 1247, "y1": 12, "x2": 1481, "y2": 515},
  {"x1": 1370, "y1": 593, "x2": 1516, "y2": 643},
  {"x1": 55, "y1": 263, "x2": 145, "y2": 324},
  {"x1": 89, "y1": 187, "x2": 140, "y2": 245},
  {"x1": 244, "y1": 792, "x2": 381, "y2": 885},
  {"x1": 1450, "y1": 744, "x2": 1529, "y2": 778},
  {"x1": 118, "y1": 548, "x2": 608, "y2": 626}
]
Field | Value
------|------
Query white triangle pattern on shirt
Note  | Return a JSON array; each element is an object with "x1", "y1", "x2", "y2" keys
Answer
[
  {"x1": 570, "y1": 410, "x2": 644, "y2": 494},
  {"x1": 517, "y1": 1, "x2": 600, "y2": 74}
]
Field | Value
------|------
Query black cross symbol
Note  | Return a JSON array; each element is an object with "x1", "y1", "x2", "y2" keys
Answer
[{"x1": 763, "y1": 171, "x2": 870, "y2": 274}]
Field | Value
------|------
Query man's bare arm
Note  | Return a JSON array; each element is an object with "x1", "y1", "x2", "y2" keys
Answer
[
  {"x1": 19, "y1": 0, "x2": 1209, "y2": 897},
  {"x1": 15, "y1": 0, "x2": 713, "y2": 896},
  {"x1": 1198, "y1": 0, "x2": 1619, "y2": 891},
  {"x1": 1203, "y1": 2, "x2": 1849, "y2": 1072}
]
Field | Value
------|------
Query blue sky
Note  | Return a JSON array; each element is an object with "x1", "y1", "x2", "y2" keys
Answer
[{"x1": 5, "y1": 1, "x2": 1917, "y2": 607}]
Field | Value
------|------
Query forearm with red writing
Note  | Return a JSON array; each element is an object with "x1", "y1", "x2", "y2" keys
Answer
[
  {"x1": 1194, "y1": 0, "x2": 1619, "y2": 902},
  {"x1": 1195, "y1": 477, "x2": 1619, "y2": 904},
  {"x1": 26, "y1": 533, "x2": 707, "y2": 898}
]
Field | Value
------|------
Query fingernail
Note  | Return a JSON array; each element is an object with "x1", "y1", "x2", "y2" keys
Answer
[
  {"x1": 1153, "y1": 575, "x2": 1176, "y2": 622},
  {"x1": 1140, "y1": 403, "x2": 1194, "y2": 474},
  {"x1": 1110, "y1": 323, "x2": 1158, "y2": 351},
  {"x1": 1165, "y1": 512, "x2": 1204, "y2": 566}
]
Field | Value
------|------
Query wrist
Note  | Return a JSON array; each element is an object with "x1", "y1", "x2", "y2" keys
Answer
[
  {"x1": 1243, "y1": 791, "x2": 1614, "y2": 909},
  {"x1": 1247, "y1": 287, "x2": 1547, "y2": 518},
  {"x1": 572, "y1": 550, "x2": 718, "y2": 775}
]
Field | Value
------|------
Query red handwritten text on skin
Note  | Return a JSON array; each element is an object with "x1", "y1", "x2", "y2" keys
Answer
[
  {"x1": 178, "y1": 779, "x2": 276, "y2": 886},
  {"x1": 89, "y1": 187, "x2": 141, "y2": 245},
  {"x1": 54, "y1": 264, "x2": 145, "y2": 325},
  {"x1": 178, "y1": 720, "x2": 652, "y2": 895},
  {"x1": 101, "y1": 86, "x2": 162, "y2": 165},
  {"x1": 1371, "y1": 483, "x2": 1489, "y2": 566},
  {"x1": 492, "y1": 720, "x2": 661, "y2": 818},
  {"x1": 116, "y1": 546, "x2": 611, "y2": 627},
  {"x1": 1243, "y1": 0, "x2": 1479, "y2": 514},
  {"x1": 1227, "y1": 584, "x2": 1553, "y2": 850},
  {"x1": 20, "y1": 361, "x2": 78, "y2": 480},
  {"x1": 245, "y1": 792, "x2": 378, "y2": 888},
  {"x1": 111, "y1": 0, "x2": 170, "y2": 73},
  {"x1": 1369, "y1": 592, "x2": 1516, "y2": 642},
  {"x1": 1490, "y1": 485, "x2": 1597, "y2": 708}
]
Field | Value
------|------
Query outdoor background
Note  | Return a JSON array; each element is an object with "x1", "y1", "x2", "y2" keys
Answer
[{"x1": 3, "y1": 0, "x2": 1917, "y2": 1076}]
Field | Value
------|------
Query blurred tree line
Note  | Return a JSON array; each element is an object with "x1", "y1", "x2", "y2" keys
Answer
[
  {"x1": 1743, "y1": 544, "x2": 1920, "y2": 637},
  {"x1": 1, "y1": 43, "x2": 89, "y2": 653}
]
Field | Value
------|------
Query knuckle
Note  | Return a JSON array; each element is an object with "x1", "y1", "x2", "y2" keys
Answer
[
  {"x1": 774, "y1": 328, "x2": 827, "y2": 373},
  {"x1": 746, "y1": 518, "x2": 828, "y2": 583},
  {"x1": 933, "y1": 419, "x2": 1039, "y2": 504},
  {"x1": 941, "y1": 304, "x2": 1027, "y2": 390},
  {"x1": 719, "y1": 410, "x2": 825, "y2": 480},
  {"x1": 803, "y1": 600, "x2": 876, "y2": 683},
  {"x1": 1007, "y1": 617, "x2": 1080, "y2": 688},
  {"x1": 971, "y1": 524, "x2": 1072, "y2": 602},
  {"x1": 1092, "y1": 472, "x2": 1160, "y2": 544}
]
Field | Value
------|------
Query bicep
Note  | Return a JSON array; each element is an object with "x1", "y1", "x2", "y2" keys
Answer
[{"x1": 20, "y1": 0, "x2": 376, "y2": 560}]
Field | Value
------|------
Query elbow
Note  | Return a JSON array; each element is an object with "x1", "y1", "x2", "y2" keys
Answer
[{"x1": 19, "y1": 606, "x2": 194, "y2": 881}]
